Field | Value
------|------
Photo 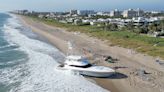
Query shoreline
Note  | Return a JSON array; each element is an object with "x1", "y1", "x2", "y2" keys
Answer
[{"x1": 17, "y1": 15, "x2": 164, "y2": 92}]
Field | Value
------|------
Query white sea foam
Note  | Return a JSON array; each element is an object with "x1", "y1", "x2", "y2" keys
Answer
[
  {"x1": 0, "y1": 58, "x2": 28, "y2": 66},
  {"x1": 0, "y1": 15, "x2": 109, "y2": 92},
  {"x1": 0, "y1": 48, "x2": 19, "y2": 53},
  {"x1": 0, "y1": 44, "x2": 17, "y2": 49}
]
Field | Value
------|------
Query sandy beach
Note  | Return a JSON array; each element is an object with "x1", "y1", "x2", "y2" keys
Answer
[{"x1": 17, "y1": 15, "x2": 164, "y2": 92}]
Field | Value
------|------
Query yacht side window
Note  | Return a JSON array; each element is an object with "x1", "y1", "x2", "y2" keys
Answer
[{"x1": 77, "y1": 59, "x2": 82, "y2": 62}]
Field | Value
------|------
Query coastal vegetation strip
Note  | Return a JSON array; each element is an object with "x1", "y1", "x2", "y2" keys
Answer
[{"x1": 27, "y1": 16, "x2": 164, "y2": 59}]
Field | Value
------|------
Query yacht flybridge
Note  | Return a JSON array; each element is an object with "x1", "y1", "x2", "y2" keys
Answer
[{"x1": 57, "y1": 55, "x2": 115, "y2": 77}]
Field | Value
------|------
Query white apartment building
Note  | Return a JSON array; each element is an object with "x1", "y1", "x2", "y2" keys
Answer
[
  {"x1": 123, "y1": 9, "x2": 137, "y2": 18},
  {"x1": 77, "y1": 10, "x2": 95, "y2": 16},
  {"x1": 110, "y1": 9, "x2": 121, "y2": 17},
  {"x1": 70, "y1": 10, "x2": 78, "y2": 15},
  {"x1": 136, "y1": 8, "x2": 144, "y2": 17}
]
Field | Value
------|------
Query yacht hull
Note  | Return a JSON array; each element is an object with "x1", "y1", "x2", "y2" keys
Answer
[
  {"x1": 57, "y1": 65, "x2": 115, "y2": 78},
  {"x1": 78, "y1": 70, "x2": 114, "y2": 77}
]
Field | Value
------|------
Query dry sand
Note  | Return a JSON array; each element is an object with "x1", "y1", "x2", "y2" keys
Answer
[{"x1": 17, "y1": 15, "x2": 164, "y2": 92}]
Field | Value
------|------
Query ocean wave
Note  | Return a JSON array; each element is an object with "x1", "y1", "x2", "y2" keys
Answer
[
  {"x1": 0, "y1": 48, "x2": 19, "y2": 53},
  {"x1": 0, "y1": 58, "x2": 28, "y2": 67},
  {"x1": 0, "y1": 14, "x2": 109, "y2": 92},
  {"x1": 0, "y1": 44, "x2": 18, "y2": 49}
]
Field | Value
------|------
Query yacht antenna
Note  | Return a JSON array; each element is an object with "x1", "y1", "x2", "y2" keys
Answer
[{"x1": 67, "y1": 41, "x2": 74, "y2": 56}]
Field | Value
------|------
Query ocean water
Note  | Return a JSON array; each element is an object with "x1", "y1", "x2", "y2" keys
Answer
[{"x1": 0, "y1": 13, "x2": 108, "y2": 92}]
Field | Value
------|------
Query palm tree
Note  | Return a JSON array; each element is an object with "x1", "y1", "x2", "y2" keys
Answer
[
  {"x1": 127, "y1": 21, "x2": 134, "y2": 31},
  {"x1": 160, "y1": 20, "x2": 164, "y2": 31},
  {"x1": 148, "y1": 23, "x2": 157, "y2": 33}
]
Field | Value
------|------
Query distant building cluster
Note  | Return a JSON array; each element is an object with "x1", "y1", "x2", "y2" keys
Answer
[
  {"x1": 77, "y1": 10, "x2": 95, "y2": 16},
  {"x1": 13, "y1": 10, "x2": 30, "y2": 15},
  {"x1": 12, "y1": 8, "x2": 163, "y2": 27},
  {"x1": 122, "y1": 8, "x2": 144, "y2": 18}
]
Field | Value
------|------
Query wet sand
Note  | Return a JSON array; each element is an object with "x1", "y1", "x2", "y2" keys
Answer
[{"x1": 17, "y1": 15, "x2": 164, "y2": 92}]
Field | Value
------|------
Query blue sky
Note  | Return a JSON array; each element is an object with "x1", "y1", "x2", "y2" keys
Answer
[{"x1": 0, "y1": 0, "x2": 163, "y2": 12}]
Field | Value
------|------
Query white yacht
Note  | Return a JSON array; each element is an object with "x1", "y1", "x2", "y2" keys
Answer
[{"x1": 57, "y1": 55, "x2": 115, "y2": 77}]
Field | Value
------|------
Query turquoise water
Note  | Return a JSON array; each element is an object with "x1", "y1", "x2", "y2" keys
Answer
[
  {"x1": 0, "y1": 13, "x2": 108, "y2": 92},
  {"x1": 0, "y1": 14, "x2": 27, "y2": 69},
  {"x1": 0, "y1": 13, "x2": 28, "y2": 92}
]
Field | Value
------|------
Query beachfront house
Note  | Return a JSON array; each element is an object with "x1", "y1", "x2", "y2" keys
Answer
[
  {"x1": 82, "y1": 19, "x2": 91, "y2": 24},
  {"x1": 90, "y1": 20, "x2": 98, "y2": 26},
  {"x1": 148, "y1": 17, "x2": 160, "y2": 25},
  {"x1": 38, "y1": 14, "x2": 44, "y2": 18},
  {"x1": 66, "y1": 18, "x2": 75, "y2": 23},
  {"x1": 132, "y1": 17, "x2": 147, "y2": 26}
]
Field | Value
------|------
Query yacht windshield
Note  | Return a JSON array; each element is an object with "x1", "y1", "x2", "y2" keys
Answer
[
  {"x1": 70, "y1": 64, "x2": 92, "y2": 68},
  {"x1": 78, "y1": 58, "x2": 88, "y2": 61}
]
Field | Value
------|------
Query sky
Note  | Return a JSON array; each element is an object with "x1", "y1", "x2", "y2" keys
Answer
[{"x1": 0, "y1": 0, "x2": 163, "y2": 12}]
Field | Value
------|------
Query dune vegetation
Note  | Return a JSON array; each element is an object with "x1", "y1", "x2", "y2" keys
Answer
[{"x1": 29, "y1": 16, "x2": 164, "y2": 59}]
